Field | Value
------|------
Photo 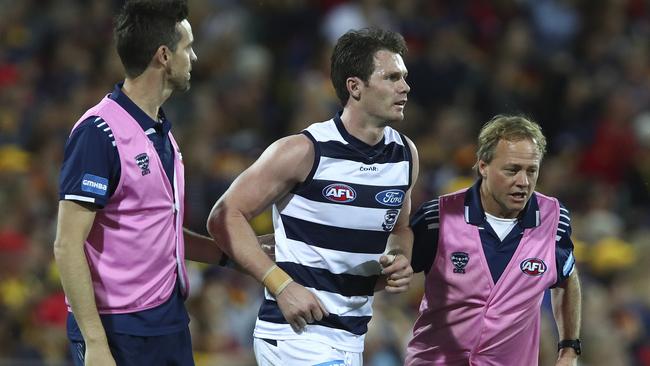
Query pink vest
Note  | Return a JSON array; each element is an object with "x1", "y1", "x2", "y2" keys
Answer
[
  {"x1": 67, "y1": 96, "x2": 188, "y2": 314},
  {"x1": 406, "y1": 189, "x2": 559, "y2": 366}
]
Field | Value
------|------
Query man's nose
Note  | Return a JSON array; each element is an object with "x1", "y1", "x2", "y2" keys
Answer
[
  {"x1": 401, "y1": 78, "x2": 410, "y2": 94},
  {"x1": 515, "y1": 171, "x2": 529, "y2": 186}
]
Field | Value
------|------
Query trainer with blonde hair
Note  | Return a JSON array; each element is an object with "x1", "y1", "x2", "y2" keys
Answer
[{"x1": 406, "y1": 115, "x2": 581, "y2": 366}]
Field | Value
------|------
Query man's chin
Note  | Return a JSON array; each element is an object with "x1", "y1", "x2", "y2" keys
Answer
[
  {"x1": 173, "y1": 82, "x2": 191, "y2": 93},
  {"x1": 386, "y1": 114, "x2": 404, "y2": 124}
]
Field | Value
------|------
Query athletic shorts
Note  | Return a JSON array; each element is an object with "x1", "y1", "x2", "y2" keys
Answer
[
  {"x1": 253, "y1": 337, "x2": 362, "y2": 366},
  {"x1": 69, "y1": 327, "x2": 193, "y2": 366}
]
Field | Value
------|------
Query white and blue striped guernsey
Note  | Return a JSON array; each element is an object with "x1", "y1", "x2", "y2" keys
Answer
[{"x1": 254, "y1": 115, "x2": 413, "y2": 352}]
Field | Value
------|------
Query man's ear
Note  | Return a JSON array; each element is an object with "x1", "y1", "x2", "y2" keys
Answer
[
  {"x1": 346, "y1": 77, "x2": 362, "y2": 101},
  {"x1": 478, "y1": 160, "x2": 488, "y2": 179},
  {"x1": 154, "y1": 45, "x2": 170, "y2": 66}
]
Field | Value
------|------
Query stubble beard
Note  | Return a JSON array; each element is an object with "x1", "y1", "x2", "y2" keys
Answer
[{"x1": 171, "y1": 77, "x2": 190, "y2": 93}]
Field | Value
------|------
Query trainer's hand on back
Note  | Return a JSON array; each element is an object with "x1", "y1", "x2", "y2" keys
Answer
[
  {"x1": 257, "y1": 233, "x2": 276, "y2": 261},
  {"x1": 275, "y1": 282, "x2": 329, "y2": 334},
  {"x1": 379, "y1": 253, "x2": 413, "y2": 293}
]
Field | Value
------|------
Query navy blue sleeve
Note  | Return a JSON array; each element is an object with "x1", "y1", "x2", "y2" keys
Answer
[
  {"x1": 59, "y1": 116, "x2": 120, "y2": 208},
  {"x1": 552, "y1": 203, "x2": 575, "y2": 287},
  {"x1": 410, "y1": 198, "x2": 440, "y2": 274}
]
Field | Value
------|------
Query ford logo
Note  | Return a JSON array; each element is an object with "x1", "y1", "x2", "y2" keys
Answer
[{"x1": 375, "y1": 189, "x2": 405, "y2": 207}]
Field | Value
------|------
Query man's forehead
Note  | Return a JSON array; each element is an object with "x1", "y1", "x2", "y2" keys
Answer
[
  {"x1": 178, "y1": 19, "x2": 193, "y2": 41},
  {"x1": 494, "y1": 139, "x2": 541, "y2": 163},
  {"x1": 372, "y1": 50, "x2": 407, "y2": 72}
]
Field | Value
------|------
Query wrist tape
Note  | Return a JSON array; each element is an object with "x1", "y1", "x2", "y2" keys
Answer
[{"x1": 262, "y1": 265, "x2": 293, "y2": 296}]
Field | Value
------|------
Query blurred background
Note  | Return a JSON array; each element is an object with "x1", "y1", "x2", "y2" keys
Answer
[{"x1": 1, "y1": 0, "x2": 649, "y2": 365}]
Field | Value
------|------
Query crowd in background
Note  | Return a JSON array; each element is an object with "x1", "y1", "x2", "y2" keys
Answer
[{"x1": 1, "y1": 0, "x2": 649, "y2": 365}]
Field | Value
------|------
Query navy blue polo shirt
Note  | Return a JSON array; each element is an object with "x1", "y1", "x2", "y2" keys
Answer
[
  {"x1": 59, "y1": 83, "x2": 188, "y2": 340},
  {"x1": 59, "y1": 84, "x2": 174, "y2": 207},
  {"x1": 411, "y1": 180, "x2": 575, "y2": 286}
]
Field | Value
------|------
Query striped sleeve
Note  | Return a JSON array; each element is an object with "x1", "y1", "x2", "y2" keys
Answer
[
  {"x1": 59, "y1": 116, "x2": 120, "y2": 208},
  {"x1": 552, "y1": 203, "x2": 575, "y2": 287},
  {"x1": 410, "y1": 198, "x2": 440, "y2": 274}
]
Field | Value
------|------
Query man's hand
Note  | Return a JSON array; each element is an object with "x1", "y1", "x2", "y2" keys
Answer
[
  {"x1": 555, "y1": 348, "x2": 578, "y2": 366},
  {"x1": 84, "y1": 342, "x2": 116, "y2": 366},
  {"x1": 379, "y1": 253, "x2": 413, "y2": 293},
  {"x1": 275, "y1": 282, "x2": 329, "y2": 334},
  {"x1": 258, "y1": 233, "x2": 275, "y2": 261}
]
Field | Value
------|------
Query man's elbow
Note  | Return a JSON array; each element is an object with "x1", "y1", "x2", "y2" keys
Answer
[
  {"x1": 206, "y1": 199, "x2": 238, "y2": 242},
  {"x1": 206, "y1": 202, "x2": 225, "y2": 240},
  {"x1": 53, "y1": 237, "x2": 74, "y2": 263},
  {"x1": 53, "y1": 239, "x2": 63, "y2": 259}
]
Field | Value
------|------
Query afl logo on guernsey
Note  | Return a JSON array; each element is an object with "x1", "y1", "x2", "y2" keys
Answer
[
  {"x1": 375, "y1": 189, "x2": 405, "y2": 207},
  {"x1": 520, "y1": 258, "x2": 547, "y2": 276},
  {"x1": 323, "y1": 183, "x2": 357, "y2": 203}
]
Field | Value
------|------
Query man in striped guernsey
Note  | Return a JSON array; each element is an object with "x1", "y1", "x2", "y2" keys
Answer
[
  {"x1": 405, "y1": 115, "x2": 582, "y2": 366},
  {"x1": 208, "y1": 28, "x2": 419, "y2": 365}
]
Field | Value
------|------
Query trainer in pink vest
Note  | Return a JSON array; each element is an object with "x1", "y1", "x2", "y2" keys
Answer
[
  {"x1": 406, "y1": 188, "x2": 559, "y2": 366},
  {"x1": 65, "y1": 96, "x2": 189, "y2": 314}
]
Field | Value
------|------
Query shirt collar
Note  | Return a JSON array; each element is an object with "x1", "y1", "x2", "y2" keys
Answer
[
  {"x1": 464, "y1": 179, "x2": 540, "y2": 228},
  {"x1": 109, "y1": 82, "x2": 171, "y2": 134},
  {"x1": 333, "y1": 112, "x2": 386, "y2": 152}
]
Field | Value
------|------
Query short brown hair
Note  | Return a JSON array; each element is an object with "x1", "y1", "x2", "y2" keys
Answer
[
  {"x1": 474, "y1": 115, "x2": 547, "y2": 176},
  {"x1": 114, "y1": 0, "x2": 188, "y2": 78},
  {"x1": 330, "y1": 28, "x2": 407, "y2": 106}
]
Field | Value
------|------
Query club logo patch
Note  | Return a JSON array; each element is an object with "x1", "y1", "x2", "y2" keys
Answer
[
  {"x1": 135, "y1": 153, "x2": 151, "y2": 176},
  {"x1": 81, "y1": 173, "x2": 108, "y2": 196},
  {"x1": 322, "y1": 183, "x2": 356, "y2": 203},
  {"x1": 451, "y1": 252, "x2": 469, "y2": 273},
  {"x1": 382, "y1": 209, "x2": 400, "y2": 231},
  {"x1": 520, "y1": 258, "x2": 547, "y2": 276},
  {"x1": 375, "y1": 189, "x2": 405, "y2": 207}
]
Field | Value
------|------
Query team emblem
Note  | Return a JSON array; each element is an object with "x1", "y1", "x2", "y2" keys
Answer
[
  {"x1": 520, "y1": 258, "x2": 547, "y2": 276},
  {"x1": 322, "y1": 183, "x2": 356, "y2": 203},
  {"x1": 135, "y1": 153, "x2": 151, "y2": 176},
  {"x1": 375, "y1": 189, "x2": 405, "y2": 207},
  {"x1": 451, "y1": 252, "x2": 469, "y2": 273},
  {"x1": 382, "y1": 209, "x2": 400, "y2": 231}
]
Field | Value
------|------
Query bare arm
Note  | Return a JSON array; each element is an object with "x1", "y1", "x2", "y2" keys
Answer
[
  {"x1": 206, "y1": 135, "x2": 328, "y2": 332},
  {"x1": 377, "y1": 136, "x2": 419, "y2": 292},
  {"x1": 183, "y1": 228, "x2": 224, "y2": 264},
  {"x1": 185, "y1": 228, "x2": 276, "y2": 265},
  {"x1": 551, "y1": 268, "x2": 582, "y2": 365},
  {"x1": 53, "y1": 200, "x2": 115, "y2": 365}
]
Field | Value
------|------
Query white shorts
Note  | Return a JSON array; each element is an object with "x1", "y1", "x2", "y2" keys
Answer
[{"x1": 253, "y1": 337, "x2": 363, "y2": 366}]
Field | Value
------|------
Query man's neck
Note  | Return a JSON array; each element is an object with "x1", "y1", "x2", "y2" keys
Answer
[
  {"x1": 479, "y1": 182, "x2": 520, "y2": 219},
  {"x1": 339, "y1": 108, "x2": 386, "y2": 146},
  {"x1": 122, "y1": 73, "x2": 171, "y2": 122}
]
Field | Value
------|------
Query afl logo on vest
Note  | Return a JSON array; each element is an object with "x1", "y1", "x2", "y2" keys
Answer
[
  {"x1": 520, "y1": 258, "x2": 547, "y2": 276},
  {"x1": 322, "y1": 183, "x2": 356, "y2": 203}
]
